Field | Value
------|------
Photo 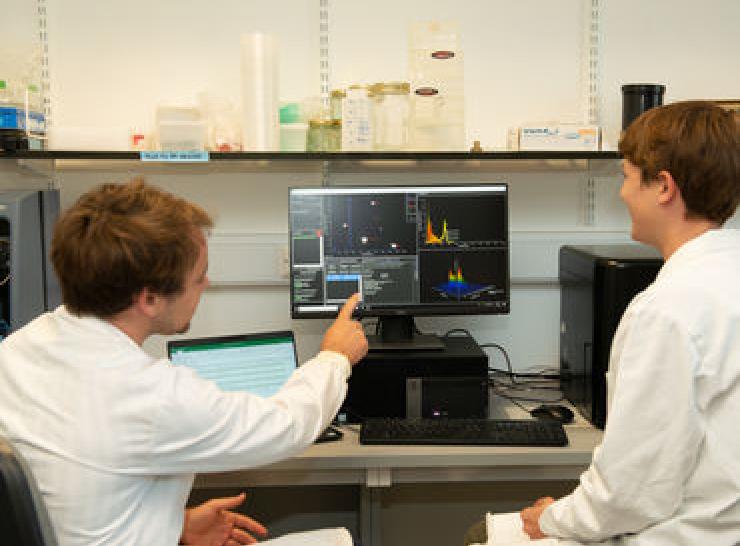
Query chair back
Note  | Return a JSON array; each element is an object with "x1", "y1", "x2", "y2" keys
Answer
[{"x1": 0, "y1": 437, "x2": 58, "y2": 546}]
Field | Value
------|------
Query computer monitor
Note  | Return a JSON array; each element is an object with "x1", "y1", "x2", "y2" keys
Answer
[{"x1": 289, "y1": 184, "x2": 509, "y2": 349}]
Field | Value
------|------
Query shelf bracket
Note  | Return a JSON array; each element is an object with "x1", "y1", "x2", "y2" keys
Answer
[
  {"x1": 583, "y1": 176, "x2": 596, "y2": 226},
  {"x1": 321, "y1": 160, "x2": 330, "y2": 186}
]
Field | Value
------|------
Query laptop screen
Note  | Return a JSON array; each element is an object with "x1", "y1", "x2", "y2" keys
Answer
[{"x1": 167, "y1": 331, "x2": 297, "y2": 397}]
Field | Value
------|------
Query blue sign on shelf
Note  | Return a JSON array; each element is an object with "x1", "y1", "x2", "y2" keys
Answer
[{"x1": 140, "y1": 151, "x2": 209, "y2": 162}]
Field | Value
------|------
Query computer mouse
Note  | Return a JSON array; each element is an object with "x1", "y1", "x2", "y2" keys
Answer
[
  {"x1": 530, "y1": 404, "x2": 574, "y2": 424},
  {"x1": 314, "y1": 425, "x2": 344, "y2": 443}
]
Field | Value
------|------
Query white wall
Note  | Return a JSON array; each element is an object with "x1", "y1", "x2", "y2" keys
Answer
[
  {"x1": 0, "y1": 0, "x2": 40, "y2": 88},
  {"x1": 11, "y1": 0, "x2": 740, "y2": 367}
]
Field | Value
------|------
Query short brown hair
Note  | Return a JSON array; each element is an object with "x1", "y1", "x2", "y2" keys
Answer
[
  {"x1": 52, "y1": 179, "x2": 213, "y2": 317},
  {"x1": 619, "y1": 100, "x2": 739, "y2": 224}
]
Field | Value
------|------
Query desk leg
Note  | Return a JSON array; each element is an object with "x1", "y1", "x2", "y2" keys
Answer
[
  {"x1": 360, "y1": 486, "x2": 383, "y2": 546},
  {"x1": 361, "y1": 468, "x2": 391, "y2": 546}
]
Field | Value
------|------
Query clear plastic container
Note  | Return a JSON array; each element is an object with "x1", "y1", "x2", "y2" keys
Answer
[
  {"x1": 408, "y1": 21, "x2": 466, "y2": 150},
  {"x1": 341, "y1": 85, "x2": 373, "y2": 151},
  {"x1": 370, "y1": 82, "x2": 410, "y2": 150},
  {"x1": 156, "y1": 106, "x2": 206, "y2": 150}
]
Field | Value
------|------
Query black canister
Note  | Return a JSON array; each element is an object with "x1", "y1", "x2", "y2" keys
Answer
[{"x1": 621, "y1": 84, "x2": 666, "y2": 130}]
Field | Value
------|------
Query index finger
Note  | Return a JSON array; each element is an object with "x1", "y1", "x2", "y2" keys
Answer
[
  {"x1": 337, "y1": 293, "x2": 361, "y2": 320},
  {"x1": 225, "y1": 511, "x2": 268, "y2": 537}
]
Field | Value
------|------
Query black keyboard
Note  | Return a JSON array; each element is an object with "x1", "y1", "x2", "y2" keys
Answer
[{"x1": 360, "y1": 418, "x2": 568, "y2": 446}]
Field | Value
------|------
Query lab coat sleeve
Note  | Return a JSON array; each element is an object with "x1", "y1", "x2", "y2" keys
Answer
[
  {"x1": 539, "y1": 302, "x2": 703, "y2": 541},
  {"x1": 144, "y1": 350, "x2": 351, "y2": 473}
]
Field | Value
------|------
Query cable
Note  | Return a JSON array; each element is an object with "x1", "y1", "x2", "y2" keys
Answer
[
  {"x1": 491, "y1": 382, "x2": 566, "y2": 412},
  {"x1": 480, "y1": 342, "x2": 517, "y2": 384},
  {"x1": 492, "y1": 391, "x2": 531, "y2": 412},
  {"x1": 488, "y1": 367, "x2": 560, "y2": 379}
]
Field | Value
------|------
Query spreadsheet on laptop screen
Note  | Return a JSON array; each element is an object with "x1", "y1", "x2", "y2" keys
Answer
[{"x1": 169, "y1": 335, "x2": 296, "y2": 397}]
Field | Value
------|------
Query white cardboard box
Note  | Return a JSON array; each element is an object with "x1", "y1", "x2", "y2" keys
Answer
[{"x1": 517, "y1": 124, "x2": 600, "y2": 151}]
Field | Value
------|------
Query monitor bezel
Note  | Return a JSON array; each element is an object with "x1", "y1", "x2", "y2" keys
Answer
[{"x1": 288, "y1": 183, "x2": 510, "y2": 319}]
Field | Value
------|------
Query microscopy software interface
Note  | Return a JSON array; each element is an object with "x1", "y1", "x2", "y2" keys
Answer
[{"x1": 289, "y1": 185, "x2": 509, "y2": 316}]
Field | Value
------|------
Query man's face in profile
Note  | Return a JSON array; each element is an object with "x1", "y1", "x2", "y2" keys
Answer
[{"x1": 154, "y1": 238, "x2": 210, "y2": 335}]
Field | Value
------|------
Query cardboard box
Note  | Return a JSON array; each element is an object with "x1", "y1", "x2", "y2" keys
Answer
[{"x1": 518, "y1": 124, "x2": 600, "y2": 151}]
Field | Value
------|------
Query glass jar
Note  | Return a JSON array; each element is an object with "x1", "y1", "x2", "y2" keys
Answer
[
  {"x1": 306, "y1": 118, "x2": 341, "y2": 152},
  {"x1": 341, "y1": 85, "x2": 373, "y2": 151},
  {"x1": 370, "y1": 82, "x2": 410, "y2": 150},
  {"x1": 330, "y1": 89, "x2": 345, "y2": 121}
]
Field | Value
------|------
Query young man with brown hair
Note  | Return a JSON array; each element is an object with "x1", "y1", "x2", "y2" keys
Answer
[
  {"x1": 0, "y1": 179, "x2": 368, "y2": 546},
  {"x1": 468, "y1": 101, "x2": 739, "y2": 545}
]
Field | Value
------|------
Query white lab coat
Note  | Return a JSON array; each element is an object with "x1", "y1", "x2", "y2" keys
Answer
[
  {"x1": 539, "y1": 229, "x2": 740, "y2": 545},
  {"x1": 0, "y1": 306, "x2": 352, "y2": 546}
]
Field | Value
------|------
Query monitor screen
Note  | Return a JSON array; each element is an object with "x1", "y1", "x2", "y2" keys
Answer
[{"x1": 289, "y1": 184, "x2": 509, "y2": 323}]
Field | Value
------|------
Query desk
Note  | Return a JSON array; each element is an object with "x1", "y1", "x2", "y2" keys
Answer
[{"x1": 195, "y1": 422, "x2": 602, "y2": 546}]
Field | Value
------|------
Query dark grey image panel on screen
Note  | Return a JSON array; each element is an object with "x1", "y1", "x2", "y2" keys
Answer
[
  {"x1": 361, "y1": 256, "x2": 417, "y2": 304},
  {"x1": 293, "y1": 236, "x2": 322, "y2": 266},
  {"x1": 326, "y1": 274, "x2": 362, "y2": 302}
]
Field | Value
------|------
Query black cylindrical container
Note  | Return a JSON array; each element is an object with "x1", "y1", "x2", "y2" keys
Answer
[{"x1": 621, "y1": 84, "x2": 666, "y2": 130}]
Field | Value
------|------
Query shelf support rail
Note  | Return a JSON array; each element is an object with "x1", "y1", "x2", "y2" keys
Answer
[
  {"x1": 36, "y1": 0, "x2": 52, "y2": 132},
  {"x1": 583, "y1": 0, "x2": 601, "y2": 127}
]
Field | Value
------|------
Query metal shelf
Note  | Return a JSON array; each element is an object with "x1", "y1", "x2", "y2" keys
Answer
[{"x1": 0, "y1": 150, "x2": 620, "y2": 161}]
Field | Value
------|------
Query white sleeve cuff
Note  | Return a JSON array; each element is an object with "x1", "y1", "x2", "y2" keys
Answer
[{"x1": 316, "y1": 350, "x2": 352, "y2": 380}]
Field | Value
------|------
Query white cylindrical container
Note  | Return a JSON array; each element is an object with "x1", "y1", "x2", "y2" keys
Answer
[
  {"x1": 341, "y1": 85, "x2": 373, "y2": 151},
  {"x1": 241, "y1": 33, "x2": 279, "y2": 151}
]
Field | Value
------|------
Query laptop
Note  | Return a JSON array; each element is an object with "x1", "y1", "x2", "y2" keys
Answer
[
  {"x1": 167, "y1": 330, "x2": 297, "y2": 398},
  {"x1": 167, "y1": 330, "x2": 344, "y2": 443}
]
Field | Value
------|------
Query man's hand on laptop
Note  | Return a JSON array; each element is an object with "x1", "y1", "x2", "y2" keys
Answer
[{"x1": 321, "y1": 293, "x2": 368, "y2": 365}]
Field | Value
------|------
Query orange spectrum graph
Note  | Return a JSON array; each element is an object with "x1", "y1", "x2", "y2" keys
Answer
[{"x1": 425, "y1": 216, "x2": 450, "y2": 244}]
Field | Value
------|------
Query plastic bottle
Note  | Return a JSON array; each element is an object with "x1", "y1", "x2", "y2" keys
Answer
[{"x1": 279, "y1": 102, "x2": 308, "y2": 152}]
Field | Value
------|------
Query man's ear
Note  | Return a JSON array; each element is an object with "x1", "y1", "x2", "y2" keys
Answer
[
  {"x1": 132, "y1": 287, "x2": 164, "y2": 319},
  {"x1": 655, "y1": 170, "x2": 679, "y2": 206}
]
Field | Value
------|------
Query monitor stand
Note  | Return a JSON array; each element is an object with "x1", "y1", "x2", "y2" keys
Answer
[{"x1": 367, "y1": 316, "x2": 445, "y2": 351}]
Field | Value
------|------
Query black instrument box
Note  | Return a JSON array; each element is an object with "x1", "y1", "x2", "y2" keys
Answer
[
  {"x1": 559, "y1": 245, "x2": 662, "y2": 428},
  {"x1": 341, "y1": 336, "x2": 489, "y2": 422}
]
